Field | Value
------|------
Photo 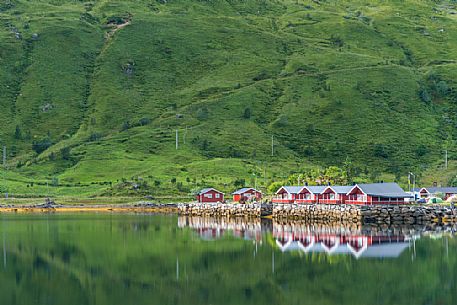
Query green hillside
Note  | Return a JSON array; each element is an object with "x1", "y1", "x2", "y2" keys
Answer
[{"x1": 1, "y1": 0, "x2": 457, "y2": 198}]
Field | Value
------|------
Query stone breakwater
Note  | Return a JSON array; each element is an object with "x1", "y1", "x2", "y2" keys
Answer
[
  {"x1": 178, "y1": 203, "x2": 273, "y2": 218},
  {"x1": 274, "y1": 204, "x2": 457, "y2": 224},
  {"x1": 179, "y1": 203, "x2": 457, "y2": 225},
  {"x1": 273, "y1": 204, "x2": 361, "y2": 223},
  {"x1": 361, "y1": 205, "x2": 457, "y2": 224}
]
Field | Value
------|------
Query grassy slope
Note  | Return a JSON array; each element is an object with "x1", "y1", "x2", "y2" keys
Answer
[{"x1": 1, "y1": 0, "x2": 457, "y2": 197}]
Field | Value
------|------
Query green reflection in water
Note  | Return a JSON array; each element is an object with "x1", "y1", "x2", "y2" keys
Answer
[{"x1": 0, "y1": 214, "x2": 455, "y2": 305}]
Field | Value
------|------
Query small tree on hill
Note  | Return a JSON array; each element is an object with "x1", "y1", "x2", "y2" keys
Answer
[
  {"x1": 14, "y1": 125, "x2": 21, "y2": 140},
  {"x1": 243, "y1": 107, "x2": 252, "y2": 119}
]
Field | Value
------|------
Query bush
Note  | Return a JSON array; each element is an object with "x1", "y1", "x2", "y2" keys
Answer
[
  {"x1": 373, "y1": 144, "x2": 389, "y2": 159},
  {"x1": 419, "y1": 88, "x2": 432, "y2": 103},
  {"x1": 196, "y1": 107, "x2": 209, "y2": 120},
  {"x1": 243, "y1": 107, "x2": 252, "y2": 119},
  {"x1": 89, "y1": 132, "x2": 102, "y2": 142},
  {"x1": 61, "y1": 147, "x2": 71, "y2": 160},
  {"x1": 139, "y1": 117, "x2": 151, "y2": 126},
  {"x1": 32, "y1": 137, "x2": 52, "y2": 154}
]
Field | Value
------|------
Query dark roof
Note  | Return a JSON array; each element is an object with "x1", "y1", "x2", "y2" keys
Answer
[
  {"x1": 232, "y1": 188, "x2": 261, "y2": 195},
  {"x1": 198, "y1": 188, "x2": 223, "y2": 195},
  {"x1": 417, "y1": 187, "x2": 457, "y2": 194},
  {"x1": 354, "y1": 183, "x2": 411, "y2": 198}
]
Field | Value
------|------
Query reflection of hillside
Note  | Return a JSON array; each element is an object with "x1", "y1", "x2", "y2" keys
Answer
[{"x1": 179, "y1": 216, "x2": 457, "y2": 259}]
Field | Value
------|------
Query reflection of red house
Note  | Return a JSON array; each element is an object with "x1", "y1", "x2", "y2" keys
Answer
[
  {"x1": 232, "y1": 188, "x2": 262, "y2": 202},
  {"x1": 197, "y1": 188, "x2": 224, "y2": 203}
]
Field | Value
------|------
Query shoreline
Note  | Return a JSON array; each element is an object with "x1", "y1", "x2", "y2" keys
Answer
[{"x1": 0, "y1": 203, "x2": 180, "y2": 214}]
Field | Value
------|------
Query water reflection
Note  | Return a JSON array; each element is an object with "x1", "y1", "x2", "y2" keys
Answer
[{"x1": 178, "y1": 216, "x2": 457, "y2": 259}]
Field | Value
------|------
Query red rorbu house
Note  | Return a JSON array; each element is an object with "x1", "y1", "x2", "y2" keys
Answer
[
  {"x1": 345, "y1": 183, "x2": 412, "y2": 205},
  {"x1": 196, "y1": 188, "x2": 224, "y2": 203},
  {"x1": 416, "y1": 187, "x2": 457, "y2": 200},
  {"x1": 318, "y1": 186, "x2": 353, "y2": 204},
  {"x1": 273, "y1": 186, "x2": 303, "y2": 204},
  {"x1": 232, "y1": 188, "x2": 262, "y2": 202},
  {"x1": 295, "y1": 186, "x2": 326, "y2": 204}
]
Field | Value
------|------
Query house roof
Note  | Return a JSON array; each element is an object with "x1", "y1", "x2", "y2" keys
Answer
[
  {"x1": 323, "y1": 185, "x2": 353, "y2": 194},
  {"x1": 305, "y1": 185, "x2": 327, "y2": 194},
  {"x1": 276, "y1": 186, "x2": 303, "y2": 194},
  {"x1": 198, "y1": 188, "x2": 223, "y2": 195},
  {"x1": 359, "y1": 242, "x2": 410, "y2": 258},
  {"x1": 232, "y1": 187, "x2": 261, "y2": 195},
  {"x1": 351, "y1": 183, "x2": 411, "y2": 198},
  {"x1": 416, "y1": 187, "x2": 457, "y2": 194}
]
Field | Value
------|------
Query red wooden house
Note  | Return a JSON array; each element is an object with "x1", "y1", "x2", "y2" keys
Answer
[
  {"x1": 319, "y1": 186, "x2": 353, "y2": 204},
  {"x1": 232, "y1": 188, "x2": 262, "y2": 202},
  {"x1": 345, "y1": 183, "x2": 411, "y2": 205},
  {"x1": 273, "y1": 186, "x2": 303, "y2": 204},
  {"x1": 196, "y1": 188, "x2": 224, "y2": 203},
  {"x1": 295, "y1": 186, "x2": 326, "y2": 204},
  {"x1": 416, "y1": 187, "x2": 457, "y2": 200}
]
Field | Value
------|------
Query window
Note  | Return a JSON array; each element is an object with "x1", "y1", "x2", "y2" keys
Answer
[
  {"x1": 205, "y1": 193, "x2": 213, "y2": 199},
  {"x1": 215, "y1": 193, "x2": 220, "y2": 198}
]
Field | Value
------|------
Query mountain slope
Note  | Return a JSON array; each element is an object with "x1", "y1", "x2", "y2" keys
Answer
[{"x1": 1, "y1": 0, "x2": 457, "y2": 196}]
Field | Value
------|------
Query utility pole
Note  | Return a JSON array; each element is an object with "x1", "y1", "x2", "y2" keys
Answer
[
  {"x1": 2, "y1": 146, "x2": 7, "y2": 199},
  {"x1": 175, "y1": 129, "x2": 179, "y2": 150},
  {"x1": 271, "y1": 135, "x2": 274, "y2": 157},
  {"x1": 445, "y1": 150, "x2": 448, "y2": 169},
  {"x1": 409, "y1": 172, "x2": 415, "y2": 201}
]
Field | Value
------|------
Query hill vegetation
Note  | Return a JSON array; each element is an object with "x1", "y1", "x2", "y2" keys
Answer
[{"x1": 1, "y1": 0, "x2": 457, "y2": 197}]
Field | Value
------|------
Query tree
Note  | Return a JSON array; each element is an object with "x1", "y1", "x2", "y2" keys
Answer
[
  {"x1": 233, "y1": 178, "x2": 245, "y2": 188},
  {"x1": 14, "y1": 125, "x2": 21, "y2": 139},
  {"x1": 243, "y1": 107, "x2": 251, "y2": 119},
  {"x1": 61, "y1": 147, "x2": 71, "y2": 160},
  {"x1": 268, "y1": 181, "x2": 284, "y2": 194},
  {"x1": 436, "y1": 80, "x2": 449, "y2": 97},
  {"x1": 419, "y1": 88, "x2": 432, "y2": 103},
  {"x1": 32, "y1": 137, "x2": 52, "y2": 154}
]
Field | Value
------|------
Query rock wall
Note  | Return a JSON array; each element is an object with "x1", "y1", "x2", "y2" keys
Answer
[
  {"x1": 178, "y1": 203, "x2": 457, "y2": 225},
  {"x1": 178, "y1": 203, "x2": 273, "y2": 218},
  {"x1": 273, "y1": 204, "x2": 362, "y2": 224},
  {"x1": 361, "y1": 205, "x2": 457, "y2": 224}
]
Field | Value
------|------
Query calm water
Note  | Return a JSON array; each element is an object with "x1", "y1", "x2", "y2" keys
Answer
[{"x1": 0, "y1": 213, "x2": 455, "y2": 305}]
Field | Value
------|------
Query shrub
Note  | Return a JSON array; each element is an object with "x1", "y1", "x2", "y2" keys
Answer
[
  {"x1": 419, "y1": 88, "x2": 432, "y2": 103},
  {"x1": 243, "y1": 107, "x2": 252, "y2": 119},
  {"x1": 89, "y1": 132, "x2": 102, "y2": 142},
  {"x1": 61, "y1": 147, "x2": 71, "y2": 160},
  {"x1": 139, "y1": 117, "x2": 151, "y2": 126},
  {"x1": 32, "y1": 137, "x2": 52, "y2": 154}
]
